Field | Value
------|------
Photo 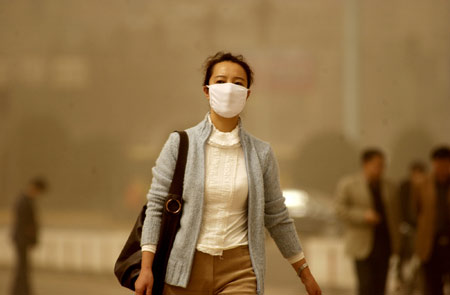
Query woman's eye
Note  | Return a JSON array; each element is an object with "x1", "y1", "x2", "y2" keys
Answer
[
  {"x1": 234, "y1": 82, "x2": 244, "y2": 86},
  {"x1": 216, "y1": 80, "x2": 225, "y2": 83}
]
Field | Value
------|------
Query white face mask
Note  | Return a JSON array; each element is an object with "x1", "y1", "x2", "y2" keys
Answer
[{"x1": 207, "y1": 83, "x2": 248, "y2": 118}]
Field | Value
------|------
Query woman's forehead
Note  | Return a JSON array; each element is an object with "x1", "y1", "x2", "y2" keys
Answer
[{"x1": 212, "y1": 61, "x2": 247, "y2": 78}]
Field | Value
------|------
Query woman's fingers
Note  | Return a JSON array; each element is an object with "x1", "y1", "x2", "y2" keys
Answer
[
  {"x1": 134, "y1": 276, "x2": 149, "y2": 295},
  {"x1": 135, "y1": 287, "x2": 144, "y2": 295},
  {"x1": 304, "y1": 278, "x2": 321, "y2": 295}
]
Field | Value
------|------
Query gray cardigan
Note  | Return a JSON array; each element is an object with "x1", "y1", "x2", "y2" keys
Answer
[{"x1": 141, "y1": 114, "x2": 302, "y2": 295}]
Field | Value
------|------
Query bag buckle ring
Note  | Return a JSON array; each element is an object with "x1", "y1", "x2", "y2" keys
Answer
[{"x1": 165, "y1": 198, "x2": 182, "y2": 214}]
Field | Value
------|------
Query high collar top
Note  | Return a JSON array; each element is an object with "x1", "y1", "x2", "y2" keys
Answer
[{"x1": 207, "y1": 114, "x2": 241, "y2": 148}]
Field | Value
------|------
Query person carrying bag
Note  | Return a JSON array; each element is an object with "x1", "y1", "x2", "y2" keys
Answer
[{"x1": 118, "y1": 52, "x2": 321, "y2": 295}]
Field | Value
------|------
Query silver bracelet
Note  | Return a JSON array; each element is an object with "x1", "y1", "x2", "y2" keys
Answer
[{"x1": 296, "y1": 262, "x2": 309, "y2": 277}]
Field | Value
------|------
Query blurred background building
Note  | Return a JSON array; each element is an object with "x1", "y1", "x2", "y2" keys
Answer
[{"x1": 0, "y1": 0, "x2": 449, "y2": 294}]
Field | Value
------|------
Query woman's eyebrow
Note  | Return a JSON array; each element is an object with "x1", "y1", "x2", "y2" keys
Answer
[
  {"x1": 214, "y1": 75, "x2": 245, "y2": 81},
  {"x1": 214, "y1": 75, "x2": 228, "y2": 79}
]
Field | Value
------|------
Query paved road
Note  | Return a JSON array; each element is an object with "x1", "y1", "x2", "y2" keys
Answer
[
  {"x1": 0, "y1": 237, "x2": 353, "y2": 295},
  {"x1": 0, "y1": 268, "x2": 351, "y2": 295}
]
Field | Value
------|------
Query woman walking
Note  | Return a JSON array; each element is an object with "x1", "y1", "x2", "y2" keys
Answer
[{"x1": 135, "y1": 51, "x2": 321, "y2": 295}]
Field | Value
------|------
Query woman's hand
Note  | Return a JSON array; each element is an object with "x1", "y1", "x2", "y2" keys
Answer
[
  {"x1": 300, "y1": 272, "x2": 322, "y2": 295},
  {"x1": 135, "y1": 269, "x2": 154, "y2": 295},
  {"x1": 292, "y1": 259, "x2": 322, "y2": 295},
  {"x1": 135, "y1": 251, "x2": 156, "y2": 295}
]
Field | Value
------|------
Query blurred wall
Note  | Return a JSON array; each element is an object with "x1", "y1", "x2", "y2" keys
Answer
[{"x1": 0, "y1": 0, "x2": 449, "y2": 220}]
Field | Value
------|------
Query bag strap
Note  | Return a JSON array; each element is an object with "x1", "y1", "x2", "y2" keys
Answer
[
  {"x1": 151, "y1": 131, "x2": 189, "y2": 295},
  {"x1": 168, "y1": 131, "x2": 188, "y2": 197}
]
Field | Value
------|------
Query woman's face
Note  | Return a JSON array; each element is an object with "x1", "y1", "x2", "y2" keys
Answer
[{"x1": 203, "y1": 61, "x2": 251, "y2": 99}]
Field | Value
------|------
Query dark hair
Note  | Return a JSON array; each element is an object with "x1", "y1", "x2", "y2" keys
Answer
[
  {"x1": 431, "y1": 145, "x2": 450, "y2": 160},
  {"x1": 30, "y1": 177, "x2": 48, "y2": 192},
  {"x1": 203, "y1": 51, "x2": 254, "y2": 88},
  {"x1": 361, "y1": 148, "x2": 384, "y2": 164}
]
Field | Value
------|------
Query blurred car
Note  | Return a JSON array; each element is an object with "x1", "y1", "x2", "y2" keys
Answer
[{"x1": 282, "y1": 188, "x2": 341, "y2": 236}]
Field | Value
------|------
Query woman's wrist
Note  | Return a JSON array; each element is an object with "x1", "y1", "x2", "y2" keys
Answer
[
  {"x1": 141, "y1": 251, "x2": 155, "y2": 271},
  {"x1": 291, "y1": 258, "x2": 312, "y2": 282},
  {"x1": 298, "y1": 266, "x2": 313, "y2": 283},
  {"x1": 296, "y1": 262, "x2": 309, "y2": 277}
]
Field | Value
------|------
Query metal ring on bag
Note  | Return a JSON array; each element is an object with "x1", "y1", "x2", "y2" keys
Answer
[{"x1": 165, "y1": 198, "x2": 182, "y2": 214}]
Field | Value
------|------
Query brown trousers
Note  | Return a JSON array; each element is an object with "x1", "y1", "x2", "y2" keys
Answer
[{"x1": 163, "y1": 245, "x2": 257, "y2": 295}]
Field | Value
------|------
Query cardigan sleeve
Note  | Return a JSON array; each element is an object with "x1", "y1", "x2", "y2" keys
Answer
[
  {"x1": 141, "y1": 132, "x2": 180, "y2": 246},
  {"x1": 263, "y1": 146, "x2": 303, "y2": 259}
]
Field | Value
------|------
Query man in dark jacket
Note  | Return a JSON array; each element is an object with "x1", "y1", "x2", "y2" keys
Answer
[
  {"x1": 10, "y1": 177, "x2": 48, "y2": 295},
  {"x1": 415, "y1": 147, "x2": 450, "y2": 295},
  {"x1": 335, "y1": 148, "x2": 400, "y2": 295}
]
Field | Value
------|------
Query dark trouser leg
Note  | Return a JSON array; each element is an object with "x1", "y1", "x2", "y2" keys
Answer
[
  {"x1": 372, "y1": 255, "x2": 390, "y2": 295},
  {"x1": 423, "y1": 238, "x2": 450, "y2": 295},
  {"x1": 355, "y1": 258, "x2": 373, "y2": 295},
  {"x1": 355, "y1": 252, "x2": 389, "y2": 295},
  {"x1": 423, "y1": 261, "x2": 443, "y2": 295},
  {"x1": 11, "y1": 244, "x2": 30, "y2": 295}
]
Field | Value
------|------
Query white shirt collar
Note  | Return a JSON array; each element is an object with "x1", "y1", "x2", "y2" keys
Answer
[{"x1": 207, "y1": 114, "x2": 241, "y2": 147}]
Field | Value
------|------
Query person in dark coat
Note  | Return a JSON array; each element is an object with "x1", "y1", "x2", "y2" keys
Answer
[
  {"x1": 396, "y1": 162, "x2": 426, "y2": 292},
  {"x1": 415, "y1": 147, "x2": 450, "y2": 295},
  {"x1": 335, "y1": 148, "x2": 400, "y2": 295},
  {"x1": 10, "y1": 177, "x2": 48, "y2": 295}
]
